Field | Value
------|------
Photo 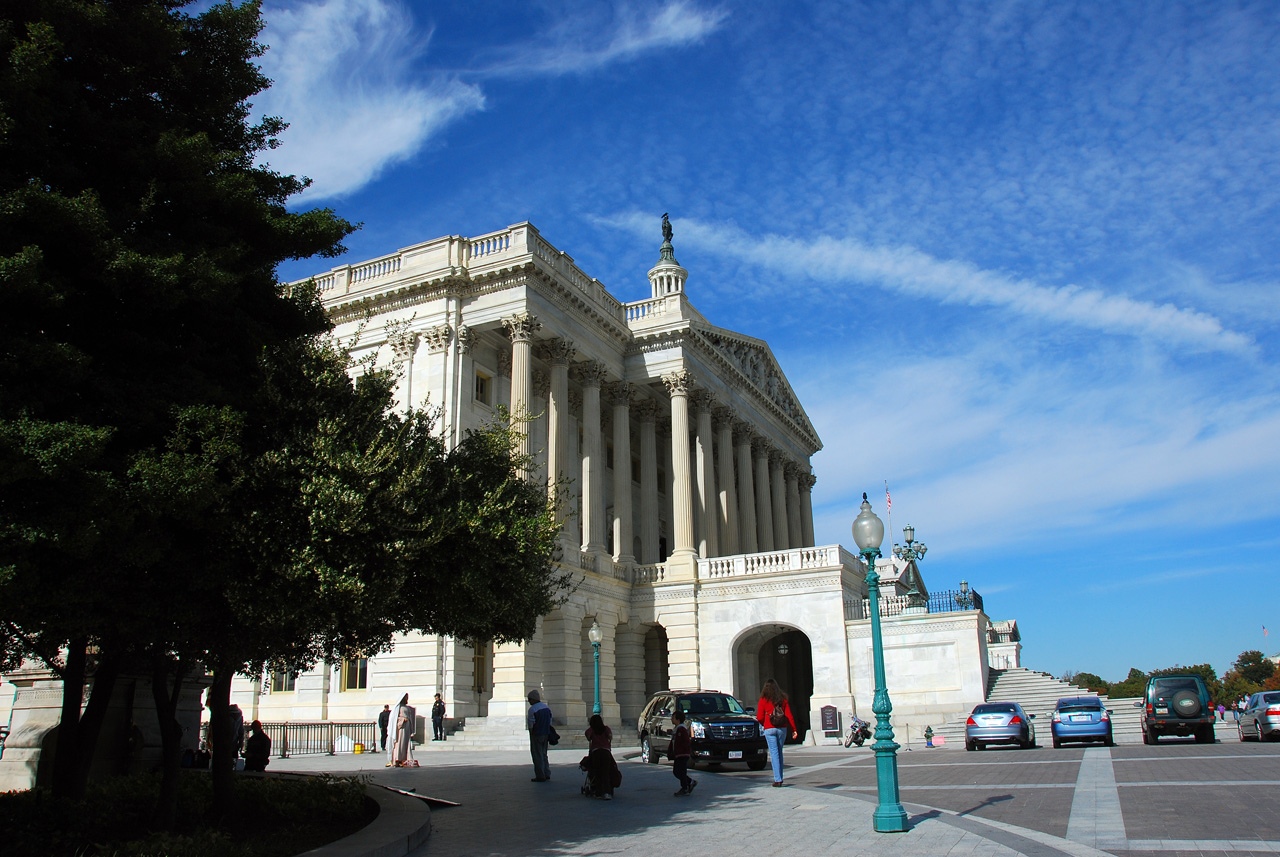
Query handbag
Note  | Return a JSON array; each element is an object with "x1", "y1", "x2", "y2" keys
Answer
[{"x1": 548, "y1": 725, "x2": 560, "y2": 746}]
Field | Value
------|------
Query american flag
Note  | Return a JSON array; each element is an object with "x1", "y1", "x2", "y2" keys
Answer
[
  {"x1": 1266, "y1": 625, "x2": 1270, "y2": 638},
  {"x1": 885, "y1": 481, "x2": 891, "y2": 513}
]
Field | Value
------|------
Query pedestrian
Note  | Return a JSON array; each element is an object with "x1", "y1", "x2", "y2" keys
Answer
[
  {"x1": 670, "y1": 709, "x2": 696, "y2": 796},
  {"x1": 527, "y1": 690, "x2": 553, "y2": 782},
  {"x1": 228, "y1": 703, "x2": 246, "y2": 763},
  {"x1": 244, "y1": 720, "x2": 271, "y2": 772},
  {"x1": 757, "y1": 678, "x2": 798, "y2": 787},
  {"x1": 388, "y1": 694, "x2": 416, "y2": 767},
  {"x1": 1217, "y1": 703, "x2": 1226, "y2": 721},
  {"x1": 1236, "y1": 697, "x2": 1247, "y2": 721},
  {"x1": 378, "y1": 704, "x2": 391, "y2": 752},
  {"x1": 432, "y1": 693, "x2": 446, "y2": 741},
  {"x1": 584, "y1": 714, "x2": 618, "y2": 800}
]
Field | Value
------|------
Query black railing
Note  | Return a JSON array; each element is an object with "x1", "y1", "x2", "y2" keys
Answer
[
  {"x1": 198, "y1": 721, "x2": 379, "y2": 758},
  {"x1": 927, "y1": 588, "x2": 983, "y2": 614}
]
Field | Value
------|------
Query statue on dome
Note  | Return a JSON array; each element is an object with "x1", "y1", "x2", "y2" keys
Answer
[{"x1": 661, "y1": 212, "x2": 673, "y2": 243}]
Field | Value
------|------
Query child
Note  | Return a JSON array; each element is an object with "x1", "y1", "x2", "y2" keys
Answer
[{"x1": 670, "y1": 709, "x2": 697, "y2": 796}]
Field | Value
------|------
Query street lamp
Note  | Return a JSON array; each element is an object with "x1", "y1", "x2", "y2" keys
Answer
[
  {"x1": 853, "y1": 493, "x2": 910, "y2": 833},
  {"x1": 956, "y1": 579, "x2": 973, "y2": 610},
  {"x1": 893, "y1": 525, "x2": 928, "y2": 607},
  {"x1": 588, "y1": 620, "x2": 603, "y2": 716}
]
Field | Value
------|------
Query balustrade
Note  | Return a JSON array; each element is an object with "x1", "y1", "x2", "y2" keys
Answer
[{"x1": 632, "y1": 563, "x2": 666, "y2": 584}]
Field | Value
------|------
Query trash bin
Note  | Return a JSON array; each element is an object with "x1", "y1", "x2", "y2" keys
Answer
[{"x1": 354, "y1": 742, "x2": 365, "y2": 754}]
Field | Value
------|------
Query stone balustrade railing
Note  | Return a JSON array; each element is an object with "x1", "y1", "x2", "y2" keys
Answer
[
  {"x1": 632, "y1": 564, "x2": 666, "y2": 584},
  {"x1": 699, "y1": 545, "x2": 848, "y2": 579}
]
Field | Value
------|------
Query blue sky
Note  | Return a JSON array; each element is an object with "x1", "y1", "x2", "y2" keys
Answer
[{"x1": 255, "y1": 0, "x2": 1280, "y2": 684}]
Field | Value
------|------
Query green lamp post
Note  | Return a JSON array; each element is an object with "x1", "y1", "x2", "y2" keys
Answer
[
  {"x1": 589, "y1": 620, "x2": 603, "y2": 716},
  {"x1": 853, "y1": 493, "x2": 910, "y2": 833}
]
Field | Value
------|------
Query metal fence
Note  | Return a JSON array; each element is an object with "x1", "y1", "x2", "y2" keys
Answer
[
  {"x1": 199, "y1": 721, "x2": 379, "y2": 758},
  {"x1": 926, "y1": 588, "x2": 984, "y2": 614}
]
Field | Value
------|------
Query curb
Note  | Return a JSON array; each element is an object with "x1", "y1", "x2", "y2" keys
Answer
[{"x1": 297, "y1": 784, "x2": 432, "y2": 857}]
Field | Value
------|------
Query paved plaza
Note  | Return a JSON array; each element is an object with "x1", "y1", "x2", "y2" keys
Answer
[{"x1": 276, "y1": 738, "x2": 1280, "y2": 857}]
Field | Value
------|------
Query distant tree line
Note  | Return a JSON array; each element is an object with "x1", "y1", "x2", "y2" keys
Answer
[{"x1": 1064, "y1": 650, "x2": 1279, "y2": 703}]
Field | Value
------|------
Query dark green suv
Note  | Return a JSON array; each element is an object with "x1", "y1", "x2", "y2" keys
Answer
[{"x1": 1141, "y1": 675, "x2": 1216, "y2": 744}]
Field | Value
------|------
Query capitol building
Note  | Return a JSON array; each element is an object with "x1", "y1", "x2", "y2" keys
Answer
[{"x1": 0, "y1": 221, "x2": 1021, "y2": 783}]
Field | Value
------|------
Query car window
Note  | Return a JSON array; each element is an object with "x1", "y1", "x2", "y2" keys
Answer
[
  {"x1": 1057, "y1": 698, "x2": 1101, "y2": 710},
  {"x1": 1262, "y1": 693, "x2": 1280, "y2": 706},
  {"x1": 1152, "y1": 678, "x2": 1200, "y2": 695},
  {"x1": 1058, "y1": 703, "x2": 1101, "y2": 713},
  {"x1": 678, "y1": 694, "x2": 746, "y2": 715},
  {"x1": 973, "y1": 703, "x2": 1016, "y2": 714}
]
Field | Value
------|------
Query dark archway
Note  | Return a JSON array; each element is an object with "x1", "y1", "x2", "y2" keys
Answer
[
  {"x1": 733, "y1": 625, "x2": 814, "y2": 742},
  {"x1": 643, "y1": 625, "x2": 669, "y2": 698}
]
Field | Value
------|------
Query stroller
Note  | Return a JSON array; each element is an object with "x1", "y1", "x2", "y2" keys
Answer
[{"x1": 579, "y1": 749, "x2": 621, "y2": 799}]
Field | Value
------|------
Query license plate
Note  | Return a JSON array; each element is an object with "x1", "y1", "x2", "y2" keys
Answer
[
  {"x1": 1071, "y1": 715, "x2": 1091, "y2": 722},
  {"x1": 728, "y1": 751, "x2": 742, "y2": 759},
  {"x1": 1155, "y1": 706, "x2": 1168, "y2": 714}
]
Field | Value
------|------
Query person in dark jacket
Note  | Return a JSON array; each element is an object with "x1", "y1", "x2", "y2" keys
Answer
[
  {"x1": 670, "y1": 709, "x2": 696, "y2": 796},
  {"x1": 378, "y1": 704, "x2": 391, "y2": 752},
  {"x1": 244, "y1": 721, "x2": 271, "y2": 772},
  {"x1": 432, "y1": 694, "x2": 446, "y2": 741}
]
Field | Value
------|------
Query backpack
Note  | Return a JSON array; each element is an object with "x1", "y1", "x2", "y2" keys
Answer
[{"x1": 769, "y1": 699, "x2": 789, "y2": 729}]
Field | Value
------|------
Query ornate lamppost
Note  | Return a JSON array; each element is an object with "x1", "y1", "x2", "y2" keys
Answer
[
  {"x1": 893, "y1": 524, "x2": 928, "y2": 607},
  {"x1": 589, "y1": 621, "x2": 603, "y2": 716},
  {"x1": 853, "y1": 493, "x2": 910, "y2": 833},
  {"x1": 956, "y1": 579, "x2": 973, "y2": 610}
]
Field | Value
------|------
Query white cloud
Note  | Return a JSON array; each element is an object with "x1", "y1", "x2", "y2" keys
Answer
[
  {"x1": 479, "y1": 2, "x2": 729, "y2": 76},
  {"x1": 255, "y1": 0, "x2": 484, "y2": 200},
  {"x1": 602, "y1": 213, "x2": 1255, "y2": 355}
]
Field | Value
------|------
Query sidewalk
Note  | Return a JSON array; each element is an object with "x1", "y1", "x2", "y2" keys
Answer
[{"x1": 273, "y1": 746, "x2": 1118, "y2": 857}]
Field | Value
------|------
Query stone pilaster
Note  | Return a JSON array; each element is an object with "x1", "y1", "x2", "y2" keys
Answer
[
  {"x1": 714, "y1": 407, "x2": 738, "y2": 556},
  {"x1": 635, "y1": 398, "x2": 660, "y2": 564},
  {"x1": 607, "y1": 382, "x2": 635, "y2": 563},
  {"x1": 690, "y1": 390, "x2": 718, "y2": 558},
  {"x1": 735, "y1": 421, "x2": 759, "y2": 554},
  {"x1": 577, "y1": 361, "x2": 609, "y2": 553},
  {"x1": 770, "y1": 449, "x2": 790, "y2": 549},
  {"x1": 753, "y1": 437, "x2": 775, "y2": 552}
]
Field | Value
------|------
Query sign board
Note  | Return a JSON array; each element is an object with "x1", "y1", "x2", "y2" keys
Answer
[{"x1": 820, "y1": 705, "x2": 839, "y2": 732}]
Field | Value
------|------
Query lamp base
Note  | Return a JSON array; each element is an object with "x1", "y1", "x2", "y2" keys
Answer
[{"x1": 873, "y1": 802, "x2": 910, "y2": 833}]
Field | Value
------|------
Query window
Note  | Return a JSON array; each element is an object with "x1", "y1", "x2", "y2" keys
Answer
[
  {"x1": 474, "y1": 371, "x2": 492, "y2": 406},
  {"x1": 270, "y1": 670, "x2": 296, "y2": 693},
  {"x1": 470, "y1": 642, "x2": 488, "y2": 694},
  {"x1": 341, "y1": 657, "x2": 368, "y2": 691}
]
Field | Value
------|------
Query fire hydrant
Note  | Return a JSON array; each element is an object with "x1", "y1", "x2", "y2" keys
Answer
[{"x1": 924, "y1": 726, "x2": 934, "y2": 748}]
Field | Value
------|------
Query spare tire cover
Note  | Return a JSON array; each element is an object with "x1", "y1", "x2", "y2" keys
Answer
[{"x1": 1172, "y1": 690, "x2": 1201, "y2": 717}]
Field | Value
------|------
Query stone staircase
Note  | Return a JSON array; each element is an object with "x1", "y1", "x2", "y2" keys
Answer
[
  {"x1": 929, "y1": 667, "x2": 1145, "y2": 747},
  {"x1": 414, "y1": 716, "x2": 589, "y2": 752}
]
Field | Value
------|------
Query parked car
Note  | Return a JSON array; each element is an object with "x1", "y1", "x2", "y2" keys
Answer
[
  {"x1": 636, "y1": 689, "x2": 768, "y2": 769},
  {"x1": 1050, "y1": 696, "x2": 1113, "y2": 748},
  {"x1": 1140, "y1": 674, "x2": 1216, "y2": 744},
  {"x1": 965, "y1": 701, "x2": 1036, "y2": 750},
  {"x1": 1237, "y1": 691, "x2": 1280, "y2": 742}
]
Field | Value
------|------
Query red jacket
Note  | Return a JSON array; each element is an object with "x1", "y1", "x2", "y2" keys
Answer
[{"x1": 757, "y1": 697, "x2": 797, "y2": 733}]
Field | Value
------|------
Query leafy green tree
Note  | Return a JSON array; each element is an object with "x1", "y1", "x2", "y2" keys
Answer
[
  {"x1": 1108, "y1": 668, "x2": 1149, "y2": 699},
  {"x1": 1232, "y1": 650, "x2": 1276, "y2": 686},
  {"x1": 0, "y1": 0, "x2": 352, "y2": 800},
  {"x1": 1071, "y1": 672, "x2": 1110, "y2": 694}
]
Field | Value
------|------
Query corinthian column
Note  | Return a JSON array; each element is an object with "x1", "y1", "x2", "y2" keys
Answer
[
  {"x1": 607, "y1": 382, "x2": 634, "y2": 562},
  {"x1": 785, "y1": 462, "x2": 802, "y2": 551},
  {"x1": 662, "y1": 370, "x2": 697, "y2": 558},
  {"x1": 714, "y1": 407, "x2": 738, "y2": 556},
  {"x1": 541, "y1": 339, "x2": 576, "y2": 521},
  {"x1": 753, "y1": 437, "x2": 775, "y2": 552},
  {"x1": 635, "y1": 399, "x2": 660, "y2": 564},
  {"x1": 502, "y1": 312, "x2": 542, "y2": 478},
  {"x1": 735, "y1": 421, "x2": 758, "y2": 554},
  {"x1": 800, "y1": 472, "x2": 816, "y2": 547},
  {"x1": 690, "y1": 390, "x2": 718, "y2": 558},
  {"x1": 770, "y1": 450, "x2": 790, "y2": 549},
  {"x1": 577, "y1": 361, "x2": 609, "y2": 553}
]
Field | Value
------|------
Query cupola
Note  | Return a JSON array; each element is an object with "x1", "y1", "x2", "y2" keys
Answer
[{"x1": 647, "y1": 212, "x2": 688, "y2": 298}]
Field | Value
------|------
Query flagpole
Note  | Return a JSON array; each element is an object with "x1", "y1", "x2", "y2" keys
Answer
[{"x1": 885, "y1": 480, "x2": 892, "y2": 566}]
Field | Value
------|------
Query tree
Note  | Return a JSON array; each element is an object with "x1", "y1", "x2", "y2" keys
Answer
[
  {"x1": 0, "y1": 0, "x2": 352, "y2": 800},
  {"x1": 1232, "y1": 650, "x2": 1276, "y2": 686},
  {"x1": 1071, "y1": 672, "x2": 1110, "y2": 694}
]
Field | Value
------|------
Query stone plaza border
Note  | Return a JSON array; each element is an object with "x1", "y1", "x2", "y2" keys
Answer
[{"x1": 296, "y1": 783, "x2": 431, "y2": 857}]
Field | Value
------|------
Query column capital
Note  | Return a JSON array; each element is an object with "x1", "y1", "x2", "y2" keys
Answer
[
  {"x1": 751, "y1": 436, "x2": 773, "y2": 457},
  {"x1": 422, "y1": 323, "x2": 452, "y2": 353},
  {"x1": 388, "y1": 330, "x2": 420, "y2": 363},
  {"x1": 712, "y1": 405, "x2": 735, "y2": 430},
  {"x1": 605, "y1": 381, "x2": 634, "y2": 407},
  {"x1": 656, "y1": 416, "x2": 672, "y2": 436},
  {"x1": 540, "y1": 338, "x2": 577, "y2": 366},
  {"x1": 456, "y1": 326, "x2": 476, "y2": 354},
  {"x1": 800, "y1": 473, "x2": 817, "y2": 491},
  {"x1": 633, "y1": 398, "x2": 658, "y2": 422},
  {"x1": 689, "y1": 389, "x2": 716, "y2": 414},
  {"x1": 502, "y1": 311, "x2": 542, "y2": 343},
  {"x1": 769, "y1": 448, "x2": 788, "y2": 466},
  {"x1": 575, "y1": 360, "x2": 610, "y2": 388},
  {"x1": 784, "y1": 460, "x2": 801, "y2": 479},
  {"x1": 532, "y1": 369, "x2": 550, "y2": 398},
  {"x1": 662, "y1": 369, "x2": 696, "y2": 396},
  {"x1": 733, "y1": 419, "x2": 756, "y2": 445}
]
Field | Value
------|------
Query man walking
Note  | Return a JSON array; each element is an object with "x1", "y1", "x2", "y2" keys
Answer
[
  {"x1": 378, "y1": 704, "x2": 391, "y2": 753},
  {"x1": 527, "y1": 690, "x2": 553, "y2": 782}
]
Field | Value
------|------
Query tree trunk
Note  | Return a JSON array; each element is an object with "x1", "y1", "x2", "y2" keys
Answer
[
  {"x1": 207, "y1": 666, "x2": 237, "y2": 820},
  {"x1": 70, "y1": 652, "x2": 120, "y2": 798},
  {"x1": 151, "y1": 656, "x2": 186, "y2": 831},
  {"x1": 51, "y1": 638, "x2": 87, "y2": 799}
]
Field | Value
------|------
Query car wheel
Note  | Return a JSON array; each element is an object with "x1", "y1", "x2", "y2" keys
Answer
[
  {"x1": 1104, "y1": 729, "x2": 1114, "y2": 748},
  {"x1": 1144, "y1": 725, "x2": 1157, "y2": 744},
  {"x1": 965, "y1": 739, "x2": 975, "y2": 751},
  {"x1": 1195, "y1": 724, "x2": 1213, "y2": 744},
  {"x1": 1052, "y1": 737, "x2": 1061, "y2": 749},
  {"x1": 1239, "y1": 721, "x2": 1249, "y2": 742},
  {"x1": 641, "y1": 735, "x2": 660, "y2": 764},
  {"x1": 977, "y1": 741, "x2": 985, "y2": 750},
  {"x1": 748, "y1": 760, "x2": 767, "y2": 771}
]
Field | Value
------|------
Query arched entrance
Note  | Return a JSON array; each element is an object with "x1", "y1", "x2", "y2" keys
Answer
[{"x1": 733, "y1": 625, "x2": 814, "y2": 742}]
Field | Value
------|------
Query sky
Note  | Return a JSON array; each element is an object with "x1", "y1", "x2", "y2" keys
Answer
[{"x1": 251, "y1": 0, "x2": 1280, "y2": 684}]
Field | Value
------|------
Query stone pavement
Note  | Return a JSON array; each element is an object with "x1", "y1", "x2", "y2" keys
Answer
[{"x1": 271, "y1": 742, "x2": 1174, "y2": 857}]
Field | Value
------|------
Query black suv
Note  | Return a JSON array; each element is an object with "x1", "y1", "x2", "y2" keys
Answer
[
  {"x1": 636, "y1": 690, "x2": 768, "y2": 770},
  {"x1": 1141, "y1": 675, "x2": 1216, "y2": 744}
]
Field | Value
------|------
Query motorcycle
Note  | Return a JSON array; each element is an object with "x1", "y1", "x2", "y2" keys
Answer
[{"x1": 844, "y1": 715, "x2": 872, "y2": 747}]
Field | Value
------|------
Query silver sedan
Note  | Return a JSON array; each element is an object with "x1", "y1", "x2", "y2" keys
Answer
[
  {"x1": 965, "y1": 701, "x2": 1037, "y2": 750},
  {"x1": 1238, "y1": 692, "x2": 1280, "y2": 742}
]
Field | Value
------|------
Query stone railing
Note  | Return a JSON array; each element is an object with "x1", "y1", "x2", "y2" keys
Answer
[
  {"x1": 624, "y1": 295, "x2": 677, "y2": 324},
  {"x1": 632, "y1": 563, "x2": 666, "y2": 584},
  {"x1": 699, "y1": 545, "x2": 849, "y2": 579},
  {"x1": 579, "y1": 552, "x2": 597, "y2": 574}
]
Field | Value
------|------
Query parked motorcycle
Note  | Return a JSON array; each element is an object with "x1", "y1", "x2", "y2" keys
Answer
[{"x1": 845, "y1": 715, "x2": 872, "y2": 747}]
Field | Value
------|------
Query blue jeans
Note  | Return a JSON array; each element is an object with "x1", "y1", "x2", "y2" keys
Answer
[
  {"x1": 764, "y1": 727, "x2": 786, "y2": 782},
  {"x1": 530, "y1": 734, "x2": 550, "y2": 780}
]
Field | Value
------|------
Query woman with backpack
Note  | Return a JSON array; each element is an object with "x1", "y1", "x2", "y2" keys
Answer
[{"x1": 757, "y1": 678, "x2": 798, "y2": 787}]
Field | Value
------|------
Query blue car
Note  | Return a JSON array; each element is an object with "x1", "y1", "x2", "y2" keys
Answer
[{"x1": 1051, "y1": 696, "x2": 1113, "y2": 748}]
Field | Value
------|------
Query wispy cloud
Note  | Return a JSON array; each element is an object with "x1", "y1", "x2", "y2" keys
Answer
[
  {"x1": 255, "y1": 0, "x2": 483, "y2": 200},
  {"x1": 601, "y1": 213, "x2": 1255, "y2": 355},
  {"x1": 478, "y1": 2, "x2": 729, "y2": 76}
]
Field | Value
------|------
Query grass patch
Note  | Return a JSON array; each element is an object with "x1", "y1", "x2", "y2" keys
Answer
[{"x1": 0, "y1": 771, "x2": 373, "y2": 857}]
